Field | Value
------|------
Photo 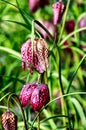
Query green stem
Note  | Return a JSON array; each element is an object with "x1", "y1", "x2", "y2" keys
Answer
[
  {"x1": 57, "y1": 0, "x2": 70, "y2": 44},
  {"x1": 56, "y1": 0, "x2": 71, "y2": 94},
  {"x1": 56, "y1": 0, "x2": 71, "y2": 128},
  {"x1": 31, "y1": 20, "x2": 35, "y2": 62},
  {"x1": 30, "y1": 112, "x2": 39, "y2": 130},
  {"x1": 58, "y1": 48, "x2": 64, "y2": 95},
  {"x1": 44, "y1": 92, "x2": 86, "y2": 108},
  {"x1": 43, "y1": 109, "x2": 56, "y2": 129},
  {"x1": 7, "y1": 94, "x2": 28, "y2": 130},
  {"x1": 37, "y1": 114, "x2": 40, "y2": 130},
  {"x1": 34, "y1": 20, "x2": 54, "y2": 41},
  {"x1": 66, "y1": 55, "x2": 86, "y2": 94},
  {"x1": 59, "y1": 27, "x2": 86, "y2": 47}
]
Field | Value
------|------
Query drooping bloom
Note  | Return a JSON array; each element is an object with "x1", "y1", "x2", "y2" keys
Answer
[
  {"x1": 36, "y1": 20, "x2": 57, "y2": 39},
  {"x1": 29, "y1": 0, "x2": 49, "y2": 13},
  {"x1": 19, "y1": 83, "x2": 37, "y2": 107},
  {"x1": 30, "y1": 84, "x2": 50, "y2": 112},
  {"x1": 52, "y1": 1, "x2": 65, "y2": 25},
  {"x1": 2, "y1": 110, "x2": 17, "y2": 130},
  {"x1": 78, "y1": 14, "x2": 86, "y2": 31},
  {"x1": 29, "y1": 0, "x2": 40, "y2": 13},
  {"x1": 21, "y1": 38, "x2": 49, "y2": 74},
  {"x1": 65, "y1": 20, "x2": 75, "y2": 34}
]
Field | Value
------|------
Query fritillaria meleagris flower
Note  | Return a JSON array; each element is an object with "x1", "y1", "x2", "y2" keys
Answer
[
  {"x1": 52, "y1": 1, "x2": 65, "y2": 25},
  {"x1": 78, "y1": 14, "x2": 86, "y2": 32},
  {"x1": 65, "y1": 20, "x2": 75, "y2": 34},
  {"x1": 29, "y1": 0, "x2": 49, "y2": 13},
  {"x1": 29, "y1": 0, "x2": 40, "y2": 13},
  {"x1": 36, "y1": 20, "x2": 57, "y2": 39},
  {"x1": 19, "y1": 83, "x2": 37, "y2": 107},
  {"x1": 78, "y1": 14, "x2": 86, "y2": 41},
  {"x1": 21, "y1": 38, "x2": 49, "y2": 74},
  {"x1": 2, "y1": 110, "x2": 17, "y2": 130},
  {"x1": 30, "y1": 84, "x2": 50, "y2": 112}
]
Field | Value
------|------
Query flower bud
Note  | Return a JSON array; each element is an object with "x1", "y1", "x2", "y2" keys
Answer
[
  {"x1": 30, "y1": 84, "x2": 50, "y2": 112},
  {"x1": 65, "y1": 20, "x2": 75, "y2": 34},
  {"x1": 21, "y1": 38, "x2": 49, "y2": 74},
  {"x1": 2, "y1": 110, "x2": 17, "y2": 130},
  {"x1": 28, "y1": 0, "x2": 49, "y2": 13},
  {"x1": 78, "y1": 14, "x2": 86, "y2": 31},
  {"x1": 19, "y1": 83, "x2": 37, "y2": 107},
  {"x1": 29, "y1": 0, "x2": 40, "y2": 13},
  {"x1": 52, "y1": 1, "x2": 65, "y2": 25}
]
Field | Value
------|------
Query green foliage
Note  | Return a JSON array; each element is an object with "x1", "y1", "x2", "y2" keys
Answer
[{"x1": 0, "y1": 0, "x2": 86, "y2": 130}]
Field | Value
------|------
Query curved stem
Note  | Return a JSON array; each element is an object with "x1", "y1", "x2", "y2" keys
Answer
[
  {"x1": 7, "y1": 94, "x2": 28, "y2": 130},
  {"x1": 59, "y1": 27, "x2": 86, "y2": 47},
  {"x1": 66, "y1": 55, "x2": 86, "y2": 94},
  {"x1": 34, "y1": 20, "x2": 54, "y2": 41},
  {"x1": 57, "y1": 0, "x2": 70, "y2": 44},
  {"x1": 37, "y1": 114, "x2": 40, "y2": 130},
  {"x1": 58, "y1": 48, "x2": 64, "y2": 95}
]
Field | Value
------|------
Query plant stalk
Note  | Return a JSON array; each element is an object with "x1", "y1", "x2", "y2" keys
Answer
[
  {"x1": 37, "y1": 114, "x2": 40, "y2": 130},
  {"x1": 7, "y1": 94, "x2": 28, "y2": 130}
]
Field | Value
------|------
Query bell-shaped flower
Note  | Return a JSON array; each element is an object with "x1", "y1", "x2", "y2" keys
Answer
[
  {"x1": 2, "y1": 110, "x2": 17, "y2": 130},
  {"x1": 30, "y1": 84, "x2": 50, "y2": 112},
  {"x1": 19, "y1": 83, "x2": 37, "y2": 107},
  {"x1": 52, "y1": 1, "x2": 65, "y2": 25},
  {"x1": 21, "y1": 38, "x2": 49, "y2": 74}
]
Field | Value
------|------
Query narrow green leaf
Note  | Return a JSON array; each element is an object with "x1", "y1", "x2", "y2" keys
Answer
[
  {"x1": 16, "y1": 0, "x2": 32, "y2": 25},
  {"x1": 0, "y1": 105, "x2": 8, "y2": 110},
  {"x1": 0, "y1": 0, "x2": 17, "y2": 8},
  {"x1": 71, "y1": 98, "x2": 86, "y2": 129},
  {"x1": 59, "y1": 27, "x2": 86, "y2": 47},
  {"x1": 66, "y1": 54, "x2": 86, "y2": 94},
  {"x1": 0, "y1": 46, "x2": 21, "y2": 60},
  {"x1": 0, "y1": 92, "x2": 10, "y2": 102},
  {"x1": 4, "y1": 20, "x2": 31, "y2": 31},
  {"x1": 0, "y1": 82, "x2": 12, "y2": 94},
  {"x1": 41, "y1": 115, "x2": 68, "y2": 123}
]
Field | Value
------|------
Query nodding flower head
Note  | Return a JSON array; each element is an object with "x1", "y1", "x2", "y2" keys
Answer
[
  {"x1": 21, "y1": 38, "x2": 49, "y2": 74},
  {"x1": 29, "y1": 0, "x2": 49, "y2": 13},
  {"x1": 65, "y1": 20, "x2": 75, "y2": 34},
  {"x1": 19, "y1": 83, "x2": 37, "y2": 107},
  {"x1": 36, "y1": 20, "x2": 57, "y2": 39},
  {"x1": 30, "y1": 84, "x2": 50, "y2": 112},
  {"x1": 29, "y1": 0, "x2": 40, "y2": 13},
  {"x1": 52, "y1": 1, "x2": 65, "y2": 25},
  {"x1": 78, "y1": 14, "x2": 86, "y2": 30},
  {"x1": 2, "y1": 110, "x2": 17, "y2": 130}
]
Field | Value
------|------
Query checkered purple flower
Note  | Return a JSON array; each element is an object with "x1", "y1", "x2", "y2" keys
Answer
[
  {"x1": 30, "y1": 84, "x2": 50, "y2": 112},
  {"x1": 52, "y1": 1, "x2": 65, "y2": 25},
  {"x1": 19, "y1": 83, "x2": 37, "y2": 107},
  {"x1": 21, "y1": 38, "x2": 49, "y2": 74},
  {"x1": 2, "y1": 110, "x2": 17, "y2": 130}
]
